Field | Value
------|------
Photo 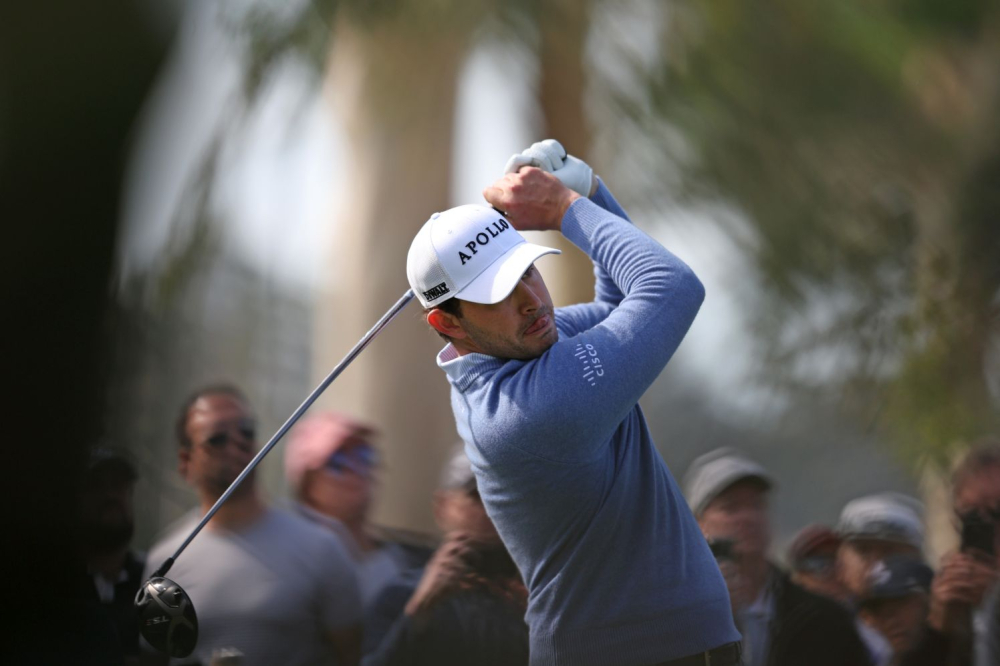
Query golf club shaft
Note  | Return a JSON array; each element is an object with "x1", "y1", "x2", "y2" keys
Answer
[{"x1": 152, "y1": 289, "x2": 416, "y2": 578}]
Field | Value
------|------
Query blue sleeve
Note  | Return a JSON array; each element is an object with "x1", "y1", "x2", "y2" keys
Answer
[
  {"x1": 481, "y1": 195, "x2": 705, "y2": 463},
  {"x1": 587, "y1": 179, "x2": 631, "y2": 307},
  {"x1": 552, "y1": 179, "x2": 628, "y2": 338}
]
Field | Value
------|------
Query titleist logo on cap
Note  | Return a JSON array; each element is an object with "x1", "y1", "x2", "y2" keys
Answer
[
  {"x1": 422, "y1": 282, "x2": 450, "y2": 302},
  {"x1": 458, "y1": 218, "x2": 510, "y2": 265}
]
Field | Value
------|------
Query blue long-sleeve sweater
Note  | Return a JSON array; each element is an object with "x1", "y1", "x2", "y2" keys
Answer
[{"x1": 436, "y1": 182, "x2": 740, "y2": 666}]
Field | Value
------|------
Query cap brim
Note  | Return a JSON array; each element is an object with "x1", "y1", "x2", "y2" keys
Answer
[
  {"x1": 841, "y1": 532, "x2": 920, "y2": 548},
  {"x1": 453, "y1": 240, "x2": 560, "y2": 305},
  {"x1": 860, "y1": 586, "x2": 925, "y2": 605}
]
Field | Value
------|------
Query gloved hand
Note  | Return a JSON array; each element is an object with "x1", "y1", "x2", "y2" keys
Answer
[{"x1": 504, "y1": 139, "x2": 594, "y2": 197}]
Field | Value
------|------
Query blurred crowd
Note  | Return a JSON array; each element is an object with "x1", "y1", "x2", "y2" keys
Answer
[{"x1": 78, "y1": 383, "x2": 998, "y2": 666}]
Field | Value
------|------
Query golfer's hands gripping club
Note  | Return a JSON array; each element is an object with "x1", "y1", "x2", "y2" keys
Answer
[
  {"x1": 483, "y1": 167, "x2": 578, "y2": 233},
  {"x1": 504, "y1": 139, "x2": 597, "y2": 197}
]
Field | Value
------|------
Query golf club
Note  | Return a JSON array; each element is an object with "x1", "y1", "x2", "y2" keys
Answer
[{"x1": 135, "y1": 288, "x2": 415, "y2": 657}]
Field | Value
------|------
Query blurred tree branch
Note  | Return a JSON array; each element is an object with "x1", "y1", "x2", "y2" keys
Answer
[{"x1": 623, "y1": 0, "x2": 1000, "y2": 465}]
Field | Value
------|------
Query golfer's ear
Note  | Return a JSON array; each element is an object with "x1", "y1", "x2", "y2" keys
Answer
[{"x1": 427, "y1": 308, "x2": 466, "y2": 339}]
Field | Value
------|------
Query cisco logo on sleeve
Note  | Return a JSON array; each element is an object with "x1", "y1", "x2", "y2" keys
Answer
[{"x1": 574, "y1": 342, "x2": 605, "y2": 387}]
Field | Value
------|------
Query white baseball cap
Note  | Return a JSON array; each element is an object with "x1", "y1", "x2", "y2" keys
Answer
[
  {"x1": 837, "y1": 492, "x2": 924, "y2": 549},
  {"x1": 406, "y1": 204, "x2": 560, "y2": 309}
]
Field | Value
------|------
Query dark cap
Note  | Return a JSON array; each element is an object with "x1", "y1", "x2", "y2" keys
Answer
[
  {"x1": 788, "y1": 524, "x2": 841, "y2": 570},
  {"x1": 86, "y1": 447, "x2": 138, "y2": 483},
  {"x1": 860, "y1": 556, "x2": 933, "y2": 605}
]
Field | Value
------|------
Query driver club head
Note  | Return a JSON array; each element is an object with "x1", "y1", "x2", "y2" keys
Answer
[{"x1": 135, "y1": 576, "x2": 198, "y2": 658}]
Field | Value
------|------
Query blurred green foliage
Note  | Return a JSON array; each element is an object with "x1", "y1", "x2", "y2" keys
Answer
[{"x1": 640, "y1": 0, "x2": 1000, "y2": 465}]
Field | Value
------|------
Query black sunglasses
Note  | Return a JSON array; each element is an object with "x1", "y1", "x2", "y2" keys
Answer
[
  {"x1": 325, "y1": 443, "x2": 377, "y2": 475},
  {"x1": 203, "y1": 419, "x2": 256, "y2": 450},
  {"x1": 795, "y1": 555, "x2": 835, "y2": 574}
]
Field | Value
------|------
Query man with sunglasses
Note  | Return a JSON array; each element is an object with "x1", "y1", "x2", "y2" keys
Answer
[
  {"x1": 286, "y1": 412, "x2": 425, "y2": 610},
  {"x1": 142, "y1": 384, "x2": 363, "y2": 666}
]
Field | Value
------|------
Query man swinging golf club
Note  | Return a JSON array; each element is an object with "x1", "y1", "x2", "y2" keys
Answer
[{"x1": 406, "y1": 140, "x2": 742, "y2": 666}]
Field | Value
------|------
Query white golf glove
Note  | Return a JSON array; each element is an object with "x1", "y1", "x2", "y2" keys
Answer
[{"x1": 504, "y1": 139, "x2": 594, "y2": 197}]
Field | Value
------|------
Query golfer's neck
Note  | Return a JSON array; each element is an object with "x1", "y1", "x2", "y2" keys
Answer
[
  {"x1": 201, "y1": 485, "x2": 266, "y2": 531},
  {"x1": 448, "y1": 338, "x2": 477, "y2": 357}
]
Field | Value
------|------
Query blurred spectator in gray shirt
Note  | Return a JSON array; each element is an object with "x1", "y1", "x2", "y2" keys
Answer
[
  {"x1": 285, "y1": 412, "x2": 421, "y2": 609},
  {"x1": 143, "y1": 384, "x2": 362, "y2": 666}
]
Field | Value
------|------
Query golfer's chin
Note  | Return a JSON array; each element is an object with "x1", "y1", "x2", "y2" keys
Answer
[
  {"x1": 539, "y1": 327, "x2": 559, "y2": 351},
  {"x1": 518, "y1": 327, "x2": 558, "y2": 360}
]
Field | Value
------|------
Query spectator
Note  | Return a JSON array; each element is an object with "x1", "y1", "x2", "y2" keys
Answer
[
  {"x1": 836, "y1": 492, "x2": 926, "y2": 665},
  {"x1": 684, "y1": 447, "x2": 870, "y2": 666},
  {"x1": 80, "y1": 447, "x2": 146, "y2": 664},
  {"x1": 362, "y1": 445, "x2": 529, "y2": 666},
  {"x1": 898, "y1": 438, "x2": 1000, "y2": 666},
  {"x1": 787, "y1": 524, "x2": 850, "y2": 603},
  {"x1": 857, "y1": 556, "x2": 934, "y2": 665},
  {"x1": 837, "y1": 493, "x2": 925, "y2": 598},
  {"x1": 285, "y1": 412, "x2": 426, "y2": 610},
  {"x1": 142, "y1": 384, "x2": 362, "y2": 666}
]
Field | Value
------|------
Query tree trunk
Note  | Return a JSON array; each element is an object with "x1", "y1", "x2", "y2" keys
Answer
[
  {"x1": 315, "y1": 15, "x2": 472, "y2": 535},
  {"x1": 534, "y1": 0, "x2": 595, "y2": 307}
]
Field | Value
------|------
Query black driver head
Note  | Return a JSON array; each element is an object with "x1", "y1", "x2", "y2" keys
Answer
[{"x1": 135, "y1": 576, "x2": 198, "y2": 658}]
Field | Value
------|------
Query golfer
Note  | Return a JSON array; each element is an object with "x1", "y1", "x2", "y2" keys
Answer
[{"x1": 405, "y1": 140, "x2": 741, "y2": 666}]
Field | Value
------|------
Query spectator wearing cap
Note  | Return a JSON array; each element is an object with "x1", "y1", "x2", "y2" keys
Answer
[
  {"x1": 285, "y1": 412, "x2": 424, "y2": 609},
  {"x1": 80, "y1": 447, "x2": 146, "y2": 664},
  {"x1": 683, "y1": 448, "x2": 870, "y2": 666},
  {"x1": 836, "y1": 492, "x2": 925, "y2": 666},
  {"x1": 857, "y1": 556, "x2": 934, "y2": 664},
  {"x1": 362, "y1": 444, "x2": 528, "y2": 666},
  {"x1": 787, "y1": 524, "x2": 851, "y2": 604},
  {"x1": 897, "y1": 438, "x2": 1000, "y2": 666},
  {"x1": 837, "y1": 493, "x2": 925, "y2": 599}
]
